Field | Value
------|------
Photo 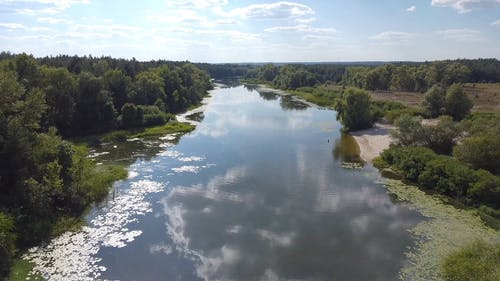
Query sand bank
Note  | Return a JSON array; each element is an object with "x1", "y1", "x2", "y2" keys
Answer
[{"x1": 350, "y1": 123, "x2": 394, "y2": 162}]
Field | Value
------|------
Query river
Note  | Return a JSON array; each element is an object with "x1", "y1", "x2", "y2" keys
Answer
[{"x1": 25, "y1": 85, "x2": 422, "y2": 281}]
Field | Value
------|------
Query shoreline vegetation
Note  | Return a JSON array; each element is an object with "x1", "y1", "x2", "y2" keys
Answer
[
  {"x1": 242, "y1": 60, "x2": 499, "y2": 280},
  {"x1": 2, "y1": 54, "x2": 500, "y2": 280},
  {"x1": 0, "y1": 53, "x2": 212, "y2": 280}
]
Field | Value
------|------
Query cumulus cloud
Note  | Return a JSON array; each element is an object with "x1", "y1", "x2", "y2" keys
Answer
[
  {"x1": 437, "y1": 28, "x2": 483, "y2": 41},
  {"x1": 406, "y1": 5, "x2": 416, "y2": 12},
  {"x1": 491, "y1": 19, "x2": 500, "y2": 26},
  {"x1": 166, "y1": 0, "x2": 228, "y2": 9},
  {"x1": 431, "y1": 0, "x2": 500, "y2": 13}
]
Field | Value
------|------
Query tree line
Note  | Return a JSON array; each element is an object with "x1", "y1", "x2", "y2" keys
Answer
[
  {"x1": 244, "y1": 59, "x2": 500, "y2": 91},
  {"x1": 0, "y1": 53, "x2": 212, "y2": 278}
]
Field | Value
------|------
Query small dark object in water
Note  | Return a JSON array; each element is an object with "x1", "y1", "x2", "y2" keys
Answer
[{"x1": 328, "y1": 139, "x2": 330, "y2": 143}]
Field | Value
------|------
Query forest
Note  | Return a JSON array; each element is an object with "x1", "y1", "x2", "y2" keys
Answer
[{"x1": 0, "y1": 53, "x2": 212, "y2": 278}]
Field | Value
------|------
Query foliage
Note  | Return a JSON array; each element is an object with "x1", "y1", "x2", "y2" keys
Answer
[
  {"x1": 442, "y1": 241, "x2": 500, "y2": 281},
  {"x1": 0, "y1": 212, "x2": 16, "y2": 277},
  {"x1": 454, "y1": 135, "x2": 500, "y2": 175},
  {"x1": 422, "y1": 84, "x2": 446, "y2": 117},
  {"x1": 334, "y1": 88, "x2": 373, "y2": 131},
  {"x1": 378, "y1": 146, "x2": 500, "y2": 208},
  {"x1": 129, "y1": 121, "x2": 195, "y2": 138},
  {"x1": 392, "y1": 115, "x2": 460, "y2": 154},
  {"x1": 445, "y1": 83, "x2": 473, "y2": 121}
]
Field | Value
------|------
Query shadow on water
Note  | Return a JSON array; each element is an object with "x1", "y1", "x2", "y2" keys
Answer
[{"x1": 279, "y1": 95, "x2": 309, "y2": 111}]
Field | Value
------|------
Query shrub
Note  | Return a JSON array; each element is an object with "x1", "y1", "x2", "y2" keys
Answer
[
  {"x1": 442, "y1": 241, "x2": 500, "y2": 281},
  {"x1": 445, "y1": 83, "x2": 473, "y2": 121},
  {"x1": 454, "y1": 135, "x2": 500, "y2": 175},
  {"x1": 418, "y1": 156, "x2": 477, "y2": 200},
  {"x1": 380, "y1": 146, "x2": 436, "y2": 182}
]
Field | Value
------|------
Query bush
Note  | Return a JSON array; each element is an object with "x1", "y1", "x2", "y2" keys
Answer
[
  {"x1": 469, "y1": 170, "x2": 500, "y2": 208},
  {"x1": 445, "y1": 83, "x2": 472, "y2": 121},
  {"x1": 385, "y1": 107, "x2": 424, "y2": 123},
  {"x1": 380, "y1": 146, "x2": 436, "y2": 182},
  {"x1": 422, "y1": 84, "x2": 446, "y2": 118},
  {"x1": 418, "y1": 156, "x2": 477, "y2": 200},
  {"x1": 454, "y1": 135, "x2": 500, "y2": 175},
  {"x1": 442, "y1": 241, "x2": 500, "y2": 281}
]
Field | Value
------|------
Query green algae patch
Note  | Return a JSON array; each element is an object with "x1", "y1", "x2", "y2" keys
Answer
[
  {"x1": 129, "y1": 122, "x2": 195, "y2": 138},
  {"x1": 382, "y1": 179, "x2": 499, "y2": 281}
]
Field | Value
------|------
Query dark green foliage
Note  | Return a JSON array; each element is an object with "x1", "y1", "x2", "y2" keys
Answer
[
  {"x1": 380, "y1": 146, "x2": 436, "y2": 182},
  {"x1": 0, "y1": 54, "x2": 212, "y2": 279},
  {"x1": 120, "y1": 103, "x2": 144, "y2": 129},
  {"x1": 370, "y1": 100, "x2": 406, "y2": 120},
  {"x1": 442, "y1": 241, "x2": 500, "y2": 281},
  {"x1": 334, "y1": 88, "x2": 373, "y2": 131},
  {"x1": 445, "y1": 83, "x2": 473, "y2": 121},
  {"x1": 0, "y1": 212, "x2": 16, "y2": 277},
  {"x1": 418, "y1": 156, "x2": 477, "y2": 200},
  {"x1": 378, "y1": 145, "x2": 500, "y2": 208},
  {"x1": 422, "y1": 84, "x2": 446, "y2": 117}
]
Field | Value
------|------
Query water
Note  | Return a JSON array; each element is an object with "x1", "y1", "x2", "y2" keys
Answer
[{"x1": 26, "y1": 85, "x2": 422, "y2": 281}]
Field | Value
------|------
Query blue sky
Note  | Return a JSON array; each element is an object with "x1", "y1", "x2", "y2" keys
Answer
[{"x1": 0, "y1": 0, "x2": 499, "y2": 62}]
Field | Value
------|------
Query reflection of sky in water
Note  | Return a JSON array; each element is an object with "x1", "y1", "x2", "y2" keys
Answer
[{"x1": 25, "y1": 86, "x2": 421, "y2": 281}]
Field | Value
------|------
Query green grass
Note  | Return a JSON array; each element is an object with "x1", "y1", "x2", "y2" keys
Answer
[
  {"x1": 288, "y1": 88, "x2": 340, "y2": 107},
  {"x1": 7, "y1": 259, "x2": 43, "y2": 281},
  {"x1": 129, "y1": 121, "x2": 195, "y2": 138}
]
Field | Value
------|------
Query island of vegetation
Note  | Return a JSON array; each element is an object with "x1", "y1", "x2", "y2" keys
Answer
[{"x1": 0, "y1": 53, "x2": 212, "y2": 279}]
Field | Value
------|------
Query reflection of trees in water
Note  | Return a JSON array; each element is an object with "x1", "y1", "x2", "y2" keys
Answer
[
  {"x1": 279, "y1": 95, "x2": 308, "y2": 111},
  {"x1": 258, "y1": 91, "x2": 279, "y2": 101},
  {"x1": 243, "y1": 84, "x2": 259, "y2": 92},
  {"x1": 215, "y1": 79, "x2": 241, "y2": 88},
  {"x1": 186, "y1": 112, "x2": 205, "y2": 122},
  {"x1": 332, "y1": 133, "x2": 363, "y2": 163}
]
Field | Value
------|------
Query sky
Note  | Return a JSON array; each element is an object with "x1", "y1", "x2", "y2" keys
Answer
[{"x1": 0, "y1": 0, "x2": 499, "y2": 62}]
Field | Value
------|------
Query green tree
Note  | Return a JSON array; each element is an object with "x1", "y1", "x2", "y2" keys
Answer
[
  {"x1": 0, "y1": 212, "x2": 16, "y2": 278},
  {"x1": 454, "y1": 135, "x2": 500, "y2": 175},
  {"x1": 334, "y1": 88, "x2": 373, "y2": 131},
  {"x1": 445, "y1": 84, "x2": 473, "y2": 121},
  {"x1": 103, "y1": 69, "x2": 130, "y2": 113},
  {"x1": 120, "y1": 103, "x2": 143, "y2": 128},
  {"x1": 423, "y1": 116, "x2": 460, "y2": 154},
  {"x1": 392, "y1": 114, "x2": 425, "y2": 146},
  {"x1": 422, "y1": 84, "x2": 446, "y2": 117}
]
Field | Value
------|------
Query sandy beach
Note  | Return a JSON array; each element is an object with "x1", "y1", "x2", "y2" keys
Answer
[{"x1": 350, "y1": 123, "x2": 394, "y2": 163}]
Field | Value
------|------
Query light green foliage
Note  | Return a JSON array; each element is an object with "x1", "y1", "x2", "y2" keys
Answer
[
  {"x1": 7, "y1": 259, "x2": 43, "y2": 281},
  {"x1": 334, "y1": 87, "x2": 373, "y2": 131},
  {"x1": 442, "y1": 241, "x2": 500, "y2": 281},
  {"x1": 393, "y1": 115, "x2": 460, "y2": 154},
  {"x1": 392, "y1": 114, "x2": 425, "y2": 146},
  {"x1": 130, "y1": 121, "x2": 195, "y2": 138},
  {"x1": 445, "y1": 83, "x2": 473, "y2": 121},
  {"x1": 289, "y1": 87, "x2": 340, "y2": 107},
  {"x1": 423, "y1": 84, "x2": 446, "y2": 117}
]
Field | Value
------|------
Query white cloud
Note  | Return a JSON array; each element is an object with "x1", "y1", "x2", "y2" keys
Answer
[
  {"x1": 370, "y1": 31, "x2": 414, "y2": 41},
  {"x1": 431, "y1": 0, "x2": 500, "y2": 13},
  {"x1": 166, "y1": 0, "x2": 228, "y2": 9},
  {"x1": 437, "y1": 28, "x2": 483, "y2": 41},
  {"x1": 264, "y1": 24, "x2": 336, "y2": 34},
  {"x1": 491, "y1": 19, "x2": 500, "y2": 26},
  {"x1": 227, "y1": 1, "x2": 314, "y2": 20},
  {"x1": 0, "y1": 22, "x2": 26, "y2": 29},
  {"x1": 37, "y1": 16, "x2": 72, "y2": 24},
  {"x1": 406, "y1": 5, "x2": 416, "y2": 12},
  {"x1": 2, "y1": 0, "x2": 91, "y2": 15}
]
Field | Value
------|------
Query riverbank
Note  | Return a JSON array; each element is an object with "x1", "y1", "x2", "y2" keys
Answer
[{"x1": 349, "y1": 122, "x2": 394, "y2": 163}]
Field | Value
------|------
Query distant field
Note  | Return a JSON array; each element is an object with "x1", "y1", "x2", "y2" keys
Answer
[{"x1": 324, "y1": 83, "x2": 500, "y2": 113}]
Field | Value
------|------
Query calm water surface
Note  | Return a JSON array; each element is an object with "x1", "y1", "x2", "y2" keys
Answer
[{"x1": 29, "y1": 85, "x2": 422, "y2": 281}]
